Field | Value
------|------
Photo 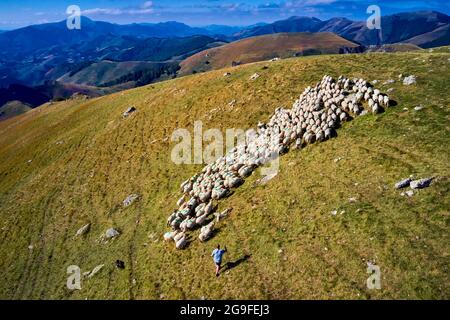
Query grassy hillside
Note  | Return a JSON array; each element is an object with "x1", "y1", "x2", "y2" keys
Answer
[
  {"x1": 0, "y1": 100, "x2": 32, "y2": 121},
  {"x1": 179, "y1": 32, "x2": 358, "y2": 75},
  {"x1": 58, "y1": 61, "x2": 179, "y2": 87},
  {"x1": 0, "y1": 49, "x2": 449, "y2": 300}
]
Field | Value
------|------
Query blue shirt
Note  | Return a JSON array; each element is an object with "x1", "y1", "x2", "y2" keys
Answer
[{"x1": 212, "y1": 249, "x2": 226, "y2": 264}]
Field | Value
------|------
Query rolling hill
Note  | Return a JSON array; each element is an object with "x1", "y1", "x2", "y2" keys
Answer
[
  {"x1": 58, "y1": 61, "x2": 180, "y2": 87},
  {"x1": 179, "y1": 32, "x2": 358, "y2": 75},
  {"x1": 0, "y1": 100, "x2": 32, "y2": 121},
  {"x1": 0, "y1": 48, "x2": 448, "y2": 300}
]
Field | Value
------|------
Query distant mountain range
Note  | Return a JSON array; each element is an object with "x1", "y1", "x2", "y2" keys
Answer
[
  {"x1": 0, "y1": 10, "x2": 449, "y2": 120},
  {"x1": 235, "y1": 11, "x2": 450, "y2": 48}
]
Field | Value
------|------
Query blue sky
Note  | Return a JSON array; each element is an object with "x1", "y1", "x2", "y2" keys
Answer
[{"x1": 0, "y1": 0, "x2": 449, "y2": 29}]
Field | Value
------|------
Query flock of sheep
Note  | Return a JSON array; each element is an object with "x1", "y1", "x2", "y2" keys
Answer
[{"x1": 164, "y1": 74, "x2": 391, "y2": 249}]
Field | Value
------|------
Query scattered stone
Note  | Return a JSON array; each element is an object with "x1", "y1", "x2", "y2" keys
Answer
[
  {"x1": 348, "y1": 197, "x2": 357, "y2": 203},
  {"x1": 330, "y1": 210, "x2": 338, "y2": 216},
  {"x1": 403, "y1": 75, "x2": 417, "y2": 85},
  {"x1": 223, "y1": 72, "x2": 231, "y2": 77},
  {"x1": 414, "y1": 105, "x2": 423, "y2": 111},
  {"x1": 123, "y1": 106, "x2": 136, "y2": 117},
  {"x1": 405, "y1": 190, "x2": 414, "y2": 197},
  {"x1": 270, "y1": 57, "x2": 280, "y2": 62},
  {"x1": 250, "y1": 73, "x2": 260, "y2": 80},
  {"x1": 410, "y1": 177, "x2": 433, "y2": 189},
  {"x1": 386, "y1": 88, "x2": 394, "y2": 93},
  {"x1": 28, "y1": 244, "x2": 34, "y2": 250},
  {"x1": 105, "y1": 228, "x2": 120, "y2": 239},
  {"x1": 88, "y1": 264, "x2": 104, "y2": 278},
  {"x1": 334, "y1": 157, "x2": 342, "y2": 163},
  {"x1": 382, "y1": 79, "x2": 395, "y2": 85},
  {"x1": 395, "y1": 178, "x2": 412, "y2": 189},
  {"x1": 372, "y1": 80, "x2": 378, "y2": 84},
  {"x1": 123, "y1": 194, "x2": 139, "y2": 207},
  {"x1": 76, "y1": 223, "x2": 91, "y2": 236}
]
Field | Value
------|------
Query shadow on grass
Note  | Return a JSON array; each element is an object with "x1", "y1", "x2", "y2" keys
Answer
[{"x1": 223, "y1": 254, "x2": 251, "y2": 272}]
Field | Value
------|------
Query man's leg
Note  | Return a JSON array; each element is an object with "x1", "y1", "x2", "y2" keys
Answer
[{"x1": 215, "y1": 263, "x2": 220, "y2": 276}]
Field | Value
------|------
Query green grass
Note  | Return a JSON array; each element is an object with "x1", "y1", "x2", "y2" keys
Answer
[{"x1": 0, "y1": 49, "x2": 449, "y2": 300}]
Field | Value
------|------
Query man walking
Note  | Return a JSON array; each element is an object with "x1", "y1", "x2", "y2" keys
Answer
[{"x1": 211, "y1": 244, "x2": 227, "y2": 277}]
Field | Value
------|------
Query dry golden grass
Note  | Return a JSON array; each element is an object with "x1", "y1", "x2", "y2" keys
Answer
[
  {"x1": 0, "y1": 50, "x2": 449, "y2": 300},
  {"x1": 179, "y1": 32, "x2": 358, "y2": 75}
]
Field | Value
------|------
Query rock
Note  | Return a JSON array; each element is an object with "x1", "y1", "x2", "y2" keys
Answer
[
  {"x1": 405, "y1": 190, "x2": 414, "y2": 197},
  {"x1": 386, "y1": 88, "x2": 394, "y2": 93},
  {"x1": 88, "y1": 264, "x2": 104, "y2": 278},
  {"x1": 223, "y1": 72, "x2": 231, "y2": 77},
  {"x1": 76, "y1": 223, "x2": 91, "y2": 236},
  {"x1": 403, "y1": 75, "x2": 417, "y2": 85},
  {"x1": 28, "y1": 244, "x2": 34, "y2": 250},
  {"x1": 395, "y1": 178, "x2": 412, "y2": 189},
  {"x1": 123, "y1": 194, "x2": 139, "y2": 207},
  {"x1": 105, "y1": 228, "x2": 120, "y2": 239},
  {"x1": 250, "y1": 73, "x2": 260, "y2": 80},
  {"x1": 410, "y1": 177, "x2": 433, "y2": 189},
  {"x1": 383, "y1": 79, "x2": 395, "y2": 85},
  {"x1": 330, "y1": 210, "x2": 338, "y2": 216},
  {"x1": 123, "y1": 106, "x2": 136, "y2": 117},
  {"x1": 414, "y1": 105, "x2": 423, "y2": 111}
]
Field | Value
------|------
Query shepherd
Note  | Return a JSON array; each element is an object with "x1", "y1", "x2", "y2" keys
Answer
[{"x1": 211, "y1": 244, "x2": 227, "y2": 277}]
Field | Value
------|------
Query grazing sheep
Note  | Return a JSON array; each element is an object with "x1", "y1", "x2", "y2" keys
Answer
[
  {"x1": 164, "y1": 74, "x2": 396, "y2": 247},
  {"x1": 199, "y1": 221, "x2": 215, "y2": 242},
  {"x1": 173, "y1": 232, "x2": 185, "y2": 243},
  {"x1": 214, "y1": 208, "x2": 232, "y2": 222},
  {"x1": 372, "y1": 103, "x2": 381, "y2": 114},
  {"x1": 164, "y1": 230, "x2": 178, "y2": 241},
  {"x1": 176, "y1": 196, "x2": 185, "y2": 207},
  {"x1": 175, "y1": 236, "x2": 187, "y2": 249}
]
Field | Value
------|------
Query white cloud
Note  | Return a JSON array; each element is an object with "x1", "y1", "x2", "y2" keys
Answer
[
  {"x1": 142, "y1": 1, "x2": 153, "y2": 9},
  {"x1": 82, "y1": 2, "x2": 154, "y2": 16}
]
